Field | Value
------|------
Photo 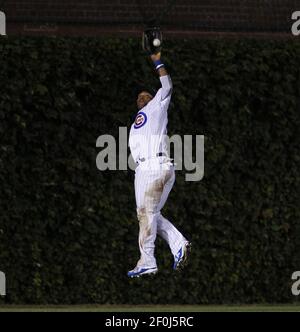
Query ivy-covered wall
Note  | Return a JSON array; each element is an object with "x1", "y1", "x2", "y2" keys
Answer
[{"x1": 0, "y1": 37, "x2": 299, "y2": 304}]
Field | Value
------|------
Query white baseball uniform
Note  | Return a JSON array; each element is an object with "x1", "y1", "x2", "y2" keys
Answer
[{"x1": 129, "y1": 75, "x2": 187, "y2": 269}]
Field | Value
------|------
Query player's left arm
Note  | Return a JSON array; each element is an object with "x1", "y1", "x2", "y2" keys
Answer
[{"x1": 150, "y1": 52, "x2": 173, "y2": 101}]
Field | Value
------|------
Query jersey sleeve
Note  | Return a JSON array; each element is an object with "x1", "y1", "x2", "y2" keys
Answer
[
  {"x1": 151, "y1": 75, "x2": 173, "y2": 112},
  {"x1": 159, "y1": 75, "x2": 173, "y2": 101}
]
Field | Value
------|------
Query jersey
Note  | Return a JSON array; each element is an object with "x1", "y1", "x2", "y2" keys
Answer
[{"x1": 129, "y1": 75, "x2": 173, "y2": 166}]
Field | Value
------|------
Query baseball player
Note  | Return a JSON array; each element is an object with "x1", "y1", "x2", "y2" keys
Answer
[{"x1": 128, "y1": 51, "x2": 191, "y2": 278}]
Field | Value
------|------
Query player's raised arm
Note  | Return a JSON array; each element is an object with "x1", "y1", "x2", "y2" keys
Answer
[
  {"x1": 150, "y1": 52, "x2": 173, "y2": 101},
  {"x1": 151, "y1": 52, "x2": 168, "y2": 77}
]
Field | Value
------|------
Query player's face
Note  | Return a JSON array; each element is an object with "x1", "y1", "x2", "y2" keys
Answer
[{"x1": 137, "y1": 92, "x2": 153, "y2": 110}]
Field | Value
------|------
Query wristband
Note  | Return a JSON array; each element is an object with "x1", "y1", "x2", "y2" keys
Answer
[
  {"x1": 155, "y1": 63, "x2": 165, "y2": 70},
  {"x1": 153, "y1": 59, "x2": 165, "y2": 70}
]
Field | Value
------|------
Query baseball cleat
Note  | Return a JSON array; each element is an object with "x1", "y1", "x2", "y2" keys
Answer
[
  {"x1": 173, "y1": 241, "x2": 192, "y2": 270},
  {"x1": 127, "y1": 266, "x2": 158, "y2": 278}
]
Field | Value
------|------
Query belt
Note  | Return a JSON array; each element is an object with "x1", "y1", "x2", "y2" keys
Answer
[{"x1": 138, "y1": 152, "x2": 167, "y2": 163}]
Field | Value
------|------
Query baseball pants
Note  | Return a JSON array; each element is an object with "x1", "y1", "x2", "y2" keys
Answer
[{"x1": 134, "y1": 160, "x2": 186, "y2": 268}]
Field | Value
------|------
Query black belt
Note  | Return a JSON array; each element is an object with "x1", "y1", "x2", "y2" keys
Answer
[{"x1": 138, "y1": 152, "x2": 167, "y2": 163}]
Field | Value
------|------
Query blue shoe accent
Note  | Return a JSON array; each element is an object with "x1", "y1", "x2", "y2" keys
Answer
[
  {"x1": 173, "y1": 242, "x2": 191, "y2": 270},
  {"x1": 173, "y1": 248, "x2": 183, "y2": 270},
  {"x1": 127, "y1": 266, "x2": 158, "y2": 278}
]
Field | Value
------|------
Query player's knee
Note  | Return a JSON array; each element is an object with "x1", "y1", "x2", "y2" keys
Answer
[
  {"x1": 137, "y1": 207, "x2": 159, "y2": 220},
  {"x1": 144, "y1": 208, "x2": 161, "y2": 221},
  {"x1": 137, "y1": 207, "x2": 146, "y2": 221}
]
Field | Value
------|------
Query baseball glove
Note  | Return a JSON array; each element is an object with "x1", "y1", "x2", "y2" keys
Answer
[{"x1": 142, "y1": 27, "x2": 162, "y2": 55}]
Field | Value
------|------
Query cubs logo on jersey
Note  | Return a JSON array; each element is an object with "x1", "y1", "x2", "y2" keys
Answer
[{"x1": 134, "y1": 112, "x2": 147, "y2": 129}]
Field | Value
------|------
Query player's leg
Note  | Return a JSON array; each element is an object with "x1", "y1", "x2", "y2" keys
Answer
[
  {"x1": 128, "y1": 169, "x2": 161, "y2": 277},
  {"x1": 157, "y1": 213, "x2": 191, "y2": 270},
  {"x1": 136, "y1": 207, "x2": 159, "y2": 266},
  {"x1": 157, "y1": 213, "x2": 187, "y2": 256},
  {"x1": 155, "y1": 166, "x2": 186, "y2": 251},
  {"x1": 155, "y1": 165, "x2": 191, "y2": 270}
]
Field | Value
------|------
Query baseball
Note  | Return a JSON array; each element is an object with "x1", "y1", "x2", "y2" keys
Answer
[{"x1": 153, "y1": 38, "x2": 161, "y2": 47}]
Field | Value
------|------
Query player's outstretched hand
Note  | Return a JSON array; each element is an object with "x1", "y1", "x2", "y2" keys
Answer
[{"x1": 150, "y1": 52, "x2": 161, "y2": 62}]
